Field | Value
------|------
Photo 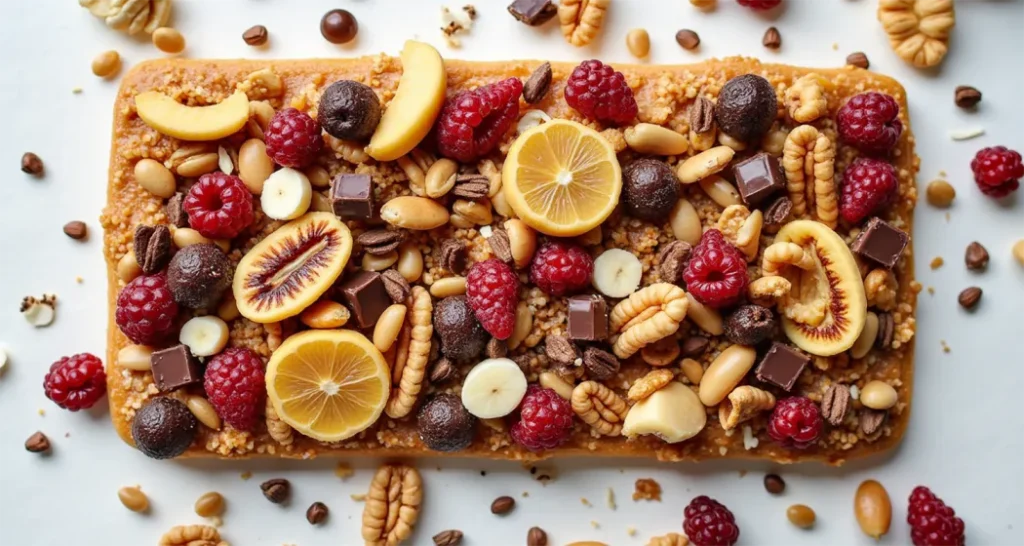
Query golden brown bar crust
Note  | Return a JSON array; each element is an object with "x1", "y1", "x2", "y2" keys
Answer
[{"x1": 102, "y1": 56, "x2": 918, "y2": 464}]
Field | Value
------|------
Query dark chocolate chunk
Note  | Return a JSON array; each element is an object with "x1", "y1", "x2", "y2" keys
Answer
[
  {"x1": 338, "y1": 270, "x2": 390, "y2": 328},
  {"x1": 732, "y1": 152, "x2": 785, "y2": 206},
  {"x1": 754, "y1": 342, "x2": 810, "y2": 391},
  {"x1": 330, "y1": 173, "x2": 374, "y2": 220},
  {"x1": 507, "y1": 0, "x2": 557, "y2": 26},
  {"x1": 150, "y1": 345, "x2": 202, "y2": 393},
  {"x1": 851, "y1": 217, "x2": 909, "y2": 269},
  {"x1": 567, "y1": 294, "x2": 609, "y2": 342}
]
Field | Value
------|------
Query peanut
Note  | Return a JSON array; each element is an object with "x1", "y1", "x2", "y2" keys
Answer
[
  {"x1": 539, "y1": 371, "x2": 575, "y2": 400},
  {"x1": 152, "y1": 27, "x2": 186, "y2": 54},
  {"x1": 175, "y1": 153, "x2": 219, "y2": 178},
  {"x1": 91, "y1": 50, "x2": 121, "y2": 78},
  {"x1": 453, "y1": 199, "x2": 493, "y2": 226},
  {"x1": 507, "y1": 302, "x2": 533, "y2": 350},
  {"x1": 926, "y1": 180, "x2": 956, "y2": 208},
  {"x1": 626, "y1": 28, "x2": 651, "y2": 58},
  {"x1": 300, "y1": 300, "x2": 350, "y2": 329},
  {"x1": 685, "y1": 293, "x2": 724, "y2": 335},
  {"x1": 680, "y1": 357, "x2": 704, "y2": 385},
  {"x1": 373, "y1": 304, "x2": 407, "y2": 353},
  {"x1": 850, "y1": 312, "x2": 879, "y2": 359},
  {"x1": 504, "y1": 219, "x2": 537, "y2": 268},
  {"x1": 134, "y1": 159, "x2": 176, "y2": 198},
  {"x1": 669, "y1": 198, "x2": 702, "y2": 245},
  {"x1": 194, "y1": 491, "x2": 225, "y2": 518},
  {"x1": 381, "y1": 196, "x2": 449, "y2": 230},
  {"x1": 676, "y1": 146, "x2": 735, "y2": 183},
  {"x1": 429, "y1": 276, "x2": 467, "y2": 298},
  {"x1": 425, "y1": 158, "x2": 459, "y2": 198},
  {"x1": 859, "y1": 380, "x2": 898, "y2": 410},
  {"x1": 397, "y1": 242, "x2": 424, "y2": 283},
  {"x1": 362, "y1": 250, "x2": 399, "y2": 272},
  {"x1": 787, "y1": 504, "x2": 816, "y2": 529},
  {"x1": 1014, "y1": 239, "x2": 1024, "y2": 267},
  {"x1": 117, "y1": 344, "x2": 153, "y2": 371},
  {"x1": 118, "y1": 486, "x2": 149, "y2": 512},
  {"x1": 854, "y1": 480, "x2": 892, "y2": 539},
  {"x1": 117, "y1": 250, "x2": 143, "y2": 282},
  {"x1": 238, "y1": 139, "x2": 274, "y2": 194},
  {"x1": 699, "y1": 175, "x2": 743, "y2": 208},
  {"x1": 186, "y1": 395, "x2": 222, "y2": 430},
  {"x1": 624, "y1": 123, "x2": 689, "y2": 156},
  {"x1": 697, "y1": 345, "x2": 756, "y2": 406},
  {"x1": 304, "y1": 165, "x2": 331, "y2": 188}
]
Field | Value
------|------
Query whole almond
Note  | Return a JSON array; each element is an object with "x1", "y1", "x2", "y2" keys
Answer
[
  {"x1": 854, "y1": 479, "x2": 892, "y2": 539},
  {"x1": 490, "y1": 495, "x2": 515, "y2": 515},
  {"x1": 527, "y1": 526, "x2": 548, "y2": 546}
]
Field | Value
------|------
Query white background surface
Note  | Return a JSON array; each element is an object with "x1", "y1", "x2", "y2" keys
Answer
[{"x1": 1, "y1": 1, "x2": 1023, "y2": 545}]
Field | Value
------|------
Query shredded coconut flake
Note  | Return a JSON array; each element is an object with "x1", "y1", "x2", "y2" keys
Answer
[
  {"x1": 949, "y1": 127, "x2": 985, "y2": 141},
  {"x1": 743, "y1": 425, "x2": 760, "y2": 450},
  {"x1": 850, "y1": 385, "x2": 860, "y2": 400}
]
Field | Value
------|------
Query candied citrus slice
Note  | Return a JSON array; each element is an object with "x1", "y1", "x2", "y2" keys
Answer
[
  {"x1": 266, "y1": 329, "x2": 390, "y2": 442},
  {"x1": 502, "y1": 119, "x2": 622, "y2": 237}
]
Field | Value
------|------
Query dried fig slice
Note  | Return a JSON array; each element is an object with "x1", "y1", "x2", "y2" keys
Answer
[
  {"x1": 771, "y1": 220, "x2": 867, "y2": 357},
  {"x1": 233, "y1": 212, "x2": 353, "y2": 323}
]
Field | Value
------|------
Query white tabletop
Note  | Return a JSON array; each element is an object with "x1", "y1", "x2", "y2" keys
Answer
[{"x1": 1, "y1": 1, "x2": 1023, "y2": 545}]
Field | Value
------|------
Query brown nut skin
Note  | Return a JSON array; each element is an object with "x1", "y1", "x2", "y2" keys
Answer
[
  {"x1": 131, "y1": 397, "x2": 198, "y2": 460},
  {"x1": 715, "y1": 74, "x2": 778, "y2": 142},
  {"x1": 433, "y1": 296, "x2": 488, "y2": 361},
  {"x1": 167, "y1": 244, "x2": 232, "y2": 309},
  {"x1": 622, "y1": 158, "x2": 680, "y2": 222},
  {"x1": 318, "y1": 80, "x2": 382, "y2": 141},
  {"x1": 417, "y1": 393, "x2": 477, "y2": 452}
]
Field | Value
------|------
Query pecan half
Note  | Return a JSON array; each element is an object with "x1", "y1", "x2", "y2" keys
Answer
[
  {"x1": 558, "y1": 0, "x2": 609, "y2": 47},
  {"x1": 859, "y1": 408, "x2": 887, "y2": 438},
  {"x1": 439, "y1": 238, "x2": 468, "y2": 275},
  {"x1": 782, "y1": 124, "x2": 837, "y2": 227},
  {"x1": 133, "y1": 224, "x2": 172, "y2": 274},
  {"x1": 358, "y1": 229, "x2": 405, "y2": 256},
  {"x1": 486, "y1": 337, "x2": 508, "y2": 358},
  {"x1": 609, "y1": 283, "x2": 689, "y2": 358},
  {"x1": 165, "y1": 192, "x2": 189, "y2": 228},
  {"x1": 429, "y1": 357, "x2": 456, "y2": 383},
  {"x1": 875, "y1": 312, "x2": 895, "y2": 349},
  {"x1": 821, "y1": 383, "x2": 851, "y2": 426},
  {"x1": 689, "y1": 96, "x2": 715, "y2": 134},
  {"x1": 571, "y1": 380, "x2": 628, "y2": 436},
  {"x1": 362, "y1": 464, "x2": 423, "y2": 546},
  {"x1": 451, "y1": 174, "x2": 490, "y2": 199},
  {"x1": 158, "y1": 524, "x2": 227, "y2": 546},
  {"x1": 385, "y1": 286, "x2": 433, "y2": 419}
]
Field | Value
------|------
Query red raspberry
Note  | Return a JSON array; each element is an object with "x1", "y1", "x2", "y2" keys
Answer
[
  {"x1": 767, "y1": 396, "x2": 823, "y2": 449},
  {"x1": 436, "y1": 78, "x2": 523, "y2": 162},
  {"x1": 683, "y1": 496, "x2": 740, "y2": 546},
  {"x1": 836, "y1": 92, "x2": 903, "y2": 154},
  {"x1": 183, "y1": 172, "x2": 255, "y2": 239},
  {"x1": 115, "y1": 274, "x2": 179, "y2": 345},
  {"x1": 908, "y1": 486, "x2": 966, "y2": 546},
  {"x1": 264, "y1": 107, "x2": 323, "y2": 168},
  {"x1": 529, "y1": 241, "x2": 594, "y2": 297},
  {"x1": 43, "y1": 353, "x2": 107, "y2": 411},
  {"x1": 971, "y1": 146, "x2": 1022, "y2": 198},
  {"x1": 737, "y1": 0, "x2": 782, "y2": 9},
  {"x1": 465, "y1": 259, "x2": 520, "y2": 340},
  {"x1": 840, "y1": 157, "x2": 899, "y2": 225},
  {"x1": 510, "y1": 385, "x2": 575, "y2": 452},
  {"x1": 564, "y1": 60, "x2": 638, "y2": 126},
  {"x1": 683, "y1": 229, "x2": 749, "y2": 309},
  {"x1": 203, "y1": 347, "x2": 266, "y2": 431}
]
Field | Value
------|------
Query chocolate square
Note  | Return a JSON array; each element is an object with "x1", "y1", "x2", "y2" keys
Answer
[
  {"x1": 851, "y1": 217, "x2": 909, "y2": 269},
  {"x1": 755, "y1": 342, "x2": 810, "y2": 391},
  {"x1": 330, "y1": 173, "x2": 374, "y2": 220},
  {"x1": 567, "y1": 294, "x2": 609, "y2": 342},
  {"x1": 339, "y1": 270, "x2": 391, "y2": 329},
  {"x1": 507, "y1": 0, "x2": 557, "y2": 26},
  {"x1": 732, "y1": 152, "x2": 786, "y2": 206},
  {"x1": 150, "y1": 345, "x2": 202, "y2": 393}
]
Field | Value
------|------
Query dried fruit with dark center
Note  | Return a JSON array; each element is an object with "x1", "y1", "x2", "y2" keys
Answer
[
  {"x1": 318, "y1": 80, "x2": 382, "y2": 141},
  {"x1": 131, "y1": 397, "x2": 198, "y2": 460},
  {"x1": 232, "y1": 212, "x2": 352, "y2": 323},
  {"x1": 433, "y1": 296, "x2": 488, "y2": 361},
  {"x1": 622, "y1": 158, "x2": 680, "y2": 222},
  {"x1": 417, "y1": 393, "x2": 477, "y2": 452},
  {"x1": 715, "y1": 74, "x2": 778, "y2": 143},
  {"x1": 167, "y1": 243, "x2": 231, "y2": 309},
  {"x1": 723, "y1": 304, "x2": 776, "y2": 346}
]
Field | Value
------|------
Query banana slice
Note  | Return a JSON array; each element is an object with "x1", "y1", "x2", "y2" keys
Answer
[
  {"x1": 261, "y1": 168, "x2": 312, "y2": 221},
  {"x1": 774, "y1": 220, "x2": 867, "y2": 356},
  {"x1": 592, "y1": 248, "x2": 643, "y2": 298},
  {"x1": 622, "y1": 382, "x2": 706, "y2": 443},
  {"x1": 460, "y1": 358, "x2": 528, "y2": 419},
  {"x1": 179, "y1": 316, "x2": 229, "y2": 357}
]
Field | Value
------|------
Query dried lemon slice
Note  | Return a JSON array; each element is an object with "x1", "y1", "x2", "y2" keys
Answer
[
  {"x1": 502, "y1": 119, "x2": 622, "y2": 237},
  {"x1": 266, "y1": 330, "x2": 390, "y2": 442}
]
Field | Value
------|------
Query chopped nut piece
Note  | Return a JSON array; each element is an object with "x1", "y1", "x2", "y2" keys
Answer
[
  {"x1": 24, "y1": 431, "x2": 50, "y2": 453},
  {"x1": 21, "y1": 152, "x2": 43, "y2": 176},
  {"x1": 675, "y1": 29, "x2": 700, "y2": 50},
  {"x1": 954, "y1": 85, "x2": 982, "y2": 109},
  {"x1": 846, "y1": 51, "x2": 870, "y2": 68},
  {"x1": 762, "y1": 26, "x2": 781, "y2": 49},
  {"x1": 491, "y1": 495, "x2": 515, "y2": 514},
  {"x1": 632, "y1": 478, "x2": 662, "y2": 501},
  {"x1": 243, "y1": 25, "x2": 269, "y2": 46}
]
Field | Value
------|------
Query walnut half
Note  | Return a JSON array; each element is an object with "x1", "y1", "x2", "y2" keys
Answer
[{"x1": 878, "y1": 0, "x2": 955, "y2": 68}]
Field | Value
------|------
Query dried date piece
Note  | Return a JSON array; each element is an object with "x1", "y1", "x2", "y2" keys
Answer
[
  {"x1": 362, "y1": 464, "x2": 423, "y2": 546},
  {"x1": 545, "y1": 335, "x2": 580, "y2": 366},
  {"x1": 954, "y1": 85, "x2": 982, "y2": 109},
  {"x1": 657, "y1": 241, "x2": 690, "y2": 284}
]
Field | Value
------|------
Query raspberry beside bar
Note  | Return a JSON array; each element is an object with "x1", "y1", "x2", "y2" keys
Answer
[{"x1": 102, "y1": 54, "x2": 918, "y2": 464}]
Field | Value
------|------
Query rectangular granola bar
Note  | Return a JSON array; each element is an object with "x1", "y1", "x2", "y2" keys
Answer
[{"x1": 103, "y1": 53, "x2": 918, "y2": 464}]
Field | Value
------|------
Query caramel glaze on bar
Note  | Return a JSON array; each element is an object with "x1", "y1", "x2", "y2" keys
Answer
[{"x1": 102, "y1": 56, "x2": 919, "y2": 465}]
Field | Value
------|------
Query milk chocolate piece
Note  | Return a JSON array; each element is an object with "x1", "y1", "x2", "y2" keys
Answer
[
  {"x1": 150, "y1": 345, "x2": 202, "y2": 393},
  {"x1": 567, "y1": 294, "x2": 609, "y2": 342},
  {"x1": 732, "y1": 152, "x2": 785, "y2": 206},
  {"x1": 754, "y1": 342, "x2": 810, "y2": 391},
  {"x1": 330, "y1": 173, "x2": 374, "y2": 220},
  {"x1": 338, "y1": 270, "x2": 390, "y2": 328},
  {"x1": 851, "y1": 217, "x2": 909, "y2": 269},
  {"x1": 507, "y1": 0, "x2": 557, "y2": 26}
]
